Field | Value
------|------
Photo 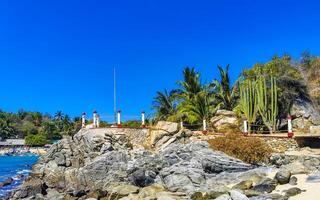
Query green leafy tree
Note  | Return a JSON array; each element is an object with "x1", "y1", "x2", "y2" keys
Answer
[{"x1": 25, "y1": 134, "x2": 49, "y2": 147}]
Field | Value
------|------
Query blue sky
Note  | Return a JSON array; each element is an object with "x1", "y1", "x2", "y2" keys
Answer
[{"x1": 0, "y1": 0, "x2": 320, "y2": 121}]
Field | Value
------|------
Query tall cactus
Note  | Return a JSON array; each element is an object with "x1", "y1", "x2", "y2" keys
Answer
[
  {"x1": 239, "y1": 80, "x2": 258, "y2": 134},
  {"x1": 256, "y1": 76, "x2": 278, "y2": 134}
]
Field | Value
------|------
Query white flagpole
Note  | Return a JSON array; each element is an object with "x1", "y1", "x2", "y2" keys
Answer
[{"x1": 114, "y1": 67, "x2": 117, "y2": 125}]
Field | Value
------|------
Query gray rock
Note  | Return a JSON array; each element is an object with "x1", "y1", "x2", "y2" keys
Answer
[
  {"x1": 289, "y1": 176, "x2": 298, "y2": 185},
  {"x1": 14, "y1": 178, "x2": 46, "y2": 199},
  {"x1": 215, "y1": 194, "x2": 232, "y2": 200},
  {"x1": 275, "y1": 169, "x2": 291, "y2": 185},
  {"x1": 45, "y1": 189, "x2": 64, "y2": 200},
  {"x1": 0, "y1": 178, "x2": 14, "y2": 188},
  {"x1": 284, "y1": 187, "x2": 302, "y2": 198},
  {"x1": 229, "y1": 190, "x2": 249, "y2": 200},
  {"x1": 210, "y1": 110, "x2": 240, "y2": 133},
  {"x1": 232, "y1": 180, "x2": 253, "y2": 190},
  {"x1": 252, "y1": 178, "x2": 278, "y2": 193},
  {"x1": 249, "y1": 193, "x2": 286, "y2": 200}
]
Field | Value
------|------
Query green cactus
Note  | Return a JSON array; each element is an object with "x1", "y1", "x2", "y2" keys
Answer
[
  {"x1": 239, "y1": 80, "x2": 258, "y2": 134},
  {"x1": 256, "y1": 76, "x2": 278, "y2": 134}
]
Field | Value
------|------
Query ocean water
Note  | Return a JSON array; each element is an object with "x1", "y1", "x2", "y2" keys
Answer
[{"x1": 0, "y1": 155, "x2": 38, "y2": 198}]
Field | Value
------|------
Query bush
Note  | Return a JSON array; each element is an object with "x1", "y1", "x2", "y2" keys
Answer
[
  {"x1": 208, "y1": 133, "x2": 273, "y2": 164},
  {"x1": 25, "y1": 134, "x2": 49, "y2": 147}
]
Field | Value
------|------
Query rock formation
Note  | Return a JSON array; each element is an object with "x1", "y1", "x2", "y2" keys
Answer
[
  {"x1": 11, "y1": 122, "x2": 312, "y2": 200},
  {"x1": 11, "y1": 123, "x2": 258, "y2": 200},
  {"x1": 210, "y1": 110, "x2": 241, "y2": 133}
]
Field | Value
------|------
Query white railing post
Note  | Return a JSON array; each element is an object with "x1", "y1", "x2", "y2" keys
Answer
[
  {"x1": 288, "y1": 115, "x2": 294, "y2": 138},
  {"x1": 82, "y1": 112, "x2": 86, "y2": 128},
  {"x1": 141, "y1": 111, "x2": 145, "y2": 128},
  {"x1": 117, "y1": 110, "x2": 122, "y2": 128},
  {"x1": 244, "y1": 120, "x2": 248, "y2": 135},
  {"x1": 203, "y1": 119, "x2": 207, "y2": 133},
  {"x1": 93, "y1": 110, "x2": 97, "y2": 128}
]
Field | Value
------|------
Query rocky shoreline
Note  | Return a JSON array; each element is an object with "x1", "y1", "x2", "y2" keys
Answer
[
  {"x1": 9, "y1": 122, "x2": 320, "y2": 200},
  {"x1": 0, "y1": 148, "x2": 47, "y2": 156}
]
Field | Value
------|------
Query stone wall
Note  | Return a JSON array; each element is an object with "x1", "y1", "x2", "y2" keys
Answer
[{"x1": 262, "y1": 138, "x2": 299, "y2": 153}]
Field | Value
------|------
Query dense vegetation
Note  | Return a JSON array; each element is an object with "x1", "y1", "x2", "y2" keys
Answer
[
  {"x1": 153, "y1": 52, "x2": 320, "y2": 133},
  {"x1": 0, "y1": 110, "x2": 82, "y2": 145},
  {"x1": 208, "y1": 134, "x2": 273, "y2": 164}
]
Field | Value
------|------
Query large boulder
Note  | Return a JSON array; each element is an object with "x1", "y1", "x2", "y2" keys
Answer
[
  {"x1": 275, "y1": 169, "x2": 291, "y2": 185},
  {"x1": 210, "y1": 110, "x2": 240, "y2": 133},
  {"x1": 150, "y1": 121, "x2": 179, "y2": 147},
  {"x1": 291, "y1": 98, "x2": 320, "y2": 132}
]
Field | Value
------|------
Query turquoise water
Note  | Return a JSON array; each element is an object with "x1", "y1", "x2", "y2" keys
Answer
[{"x1": 0, "y1": 155, "x2": 39, "y2": 198}]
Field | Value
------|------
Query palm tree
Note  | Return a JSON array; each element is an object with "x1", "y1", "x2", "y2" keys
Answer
[
  {"x1": 178, "y1": 87, "x2": 214, "y2": 123},
  {"x1": 211, "y1": 65, "x2": 238, "y2": 111},
  {"x1": 176, "y1": 67, "x2": 202, "y2": 100},
  {"x1": 54, "y1": 111, "x2": 64, "y2": 121},
  {"x1": 152, "y1": 89, "x2": 178, "y2": 121}
]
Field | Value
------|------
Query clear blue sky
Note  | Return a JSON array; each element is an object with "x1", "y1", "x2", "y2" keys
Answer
[{"x1": 0, "y1": 0, "x2": 320, "y2": 121}]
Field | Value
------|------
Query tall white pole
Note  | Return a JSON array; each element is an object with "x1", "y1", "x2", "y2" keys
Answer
[{"x1": 114, "y1": 67, "x2": 117, "y2": 125}]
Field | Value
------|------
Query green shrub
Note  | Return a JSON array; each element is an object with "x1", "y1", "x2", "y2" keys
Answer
[
  {"x1": 208, "y1": 133, "x2": 273, "y2": 164},
  {"x1": 25, "y1": 134, "x2": 49, "y2": 147}
]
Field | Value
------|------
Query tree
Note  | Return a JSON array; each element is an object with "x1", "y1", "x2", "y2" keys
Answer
[
  {"x1": 211, "y1": 65, "x2": 238, "y2": 111},
  {"x1": 178, "y1": 88, "x2": 213, "y2": 123},
  {"x1": 54, "y1": 111, "x2": 64, "y2": 121},
  {"x1": 176, "y1": 67, "x2": 202, "y2": 100},
  {"x1": 32, "y1": 112, "x2": 43, "y2": 126},
  {"x1": 152, "y1": 89, "x2": 178, "y2": 121},
  {"x1": 0, "y1": 118, "x2": 15, "y2": 140},
  {"x1": 25, "y1": 134, "x2": 49, "y2": 147}
]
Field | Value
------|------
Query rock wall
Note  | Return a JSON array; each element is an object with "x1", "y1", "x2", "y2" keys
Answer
[{"x1": 262, "y1": 138, "x2": 299, "y2": 153}]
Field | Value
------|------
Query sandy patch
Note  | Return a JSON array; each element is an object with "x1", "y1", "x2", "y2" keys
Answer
[{"x1": 272, "y1": 174, "x2": 320, "y2": 200}]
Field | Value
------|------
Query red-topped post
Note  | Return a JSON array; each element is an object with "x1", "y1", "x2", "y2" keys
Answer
[
  {"x1": 203, "y1": 119, "x2": 208, "y2": 134},
  {"x1": 288, "y1": 115, "x2": 294, "y2": 138},
  {"x1": 243, "y1": 120, "x2": 248, "y2": 136},
  {"x1": 117, "y1": 110, "x2": 122, "y2": 128}
]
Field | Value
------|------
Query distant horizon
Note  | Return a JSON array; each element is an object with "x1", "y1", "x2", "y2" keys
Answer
[{"x1": 1, "y1": 0, "x2": 320, "y2": 121}]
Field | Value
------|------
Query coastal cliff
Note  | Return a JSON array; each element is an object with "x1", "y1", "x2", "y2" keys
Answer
[
  {"x1": 10, "y1": 122, "x2": 320, "y2": 200},
  {"x1": 10, "y1": 123, "x2": 259, "y2": 200}
]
